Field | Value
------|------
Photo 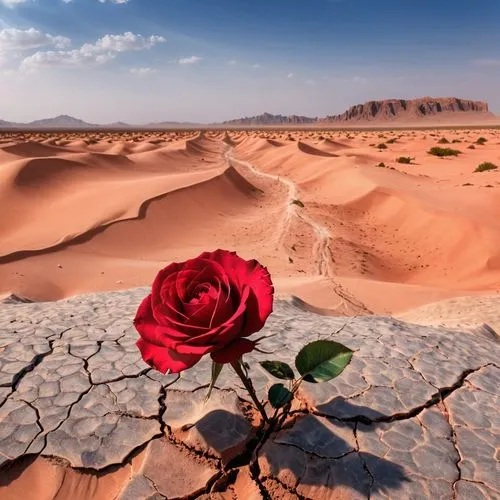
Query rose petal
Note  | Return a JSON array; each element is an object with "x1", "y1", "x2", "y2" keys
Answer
[
  {"x1": 201, "y1": 250, "x2": 274, "y2": 335},
  {"x1": 210, "y1": 338, "x2": 256, "y2": 364},
  {"x1": 154, "y1": 272, "x2": 185, "y2": 325},
  {"x1": 137, "y1": 338, "x2": 202, "y2": 374},
  {"x1": 176, "y1": 268, "x2": 202, "y2": 302},
  {"x1": 173, "y1": 290, "x2": 247, "y2": 349},
  {"x1": 183, "y1": 257, "x2": 231, "y2": 294},
  {"x1": 173, "y1": 341, "x2": 216, "y2": 356},
  {"x1": 134, "y1": 295, "x2": 192, "y2": 344},
  {"x1": 181, "y1": 261, "x2": 227, "y2": 302},
  {"x1": 184, "y1": 280, "x2": 233, "y2": 329},
  {"x1": 151, "y1": 261, "x2": 183, "y2": 314}
]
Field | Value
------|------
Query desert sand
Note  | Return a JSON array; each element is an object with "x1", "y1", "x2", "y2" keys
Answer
[{"x1": 1, "y1": 128, "x2": 500, "y2": 315}]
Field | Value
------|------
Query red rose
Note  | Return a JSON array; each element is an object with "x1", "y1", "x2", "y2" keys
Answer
[{"x1": 134, "y1": 250, "x2": 274, "y2": 374}]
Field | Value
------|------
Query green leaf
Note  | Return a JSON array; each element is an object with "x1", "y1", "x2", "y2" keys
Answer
[
  {"x1": 295, "y1": 340, "x2": 353, "y2": 383},
  {"x1": 260, "y1": 361, "x2": 295, "y2": 380},
  {"x1": 205, "y1": 362, "x2": 224, "y2": 402},
  {"x1": 268, "y1": 383, "x2": 293, "y2": 409}
]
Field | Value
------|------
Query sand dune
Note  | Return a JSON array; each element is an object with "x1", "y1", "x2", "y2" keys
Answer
[
  {"x1": 297, "y1": 141, "x2": 338, "y2": 157},
  {"x1": 320, "y1": 137, "x2": 352, "y2": 150},
  {"x1": 0, "y1": 140, "x2": 70, "y2": 158},
  {"x1": 0, "y1": 128, "x2": 499, "y2": 313}
]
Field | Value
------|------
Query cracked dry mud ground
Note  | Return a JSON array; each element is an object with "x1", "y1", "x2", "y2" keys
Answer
[{"x1": 0, "y1": 289, "x2": 499, "y2": 499}]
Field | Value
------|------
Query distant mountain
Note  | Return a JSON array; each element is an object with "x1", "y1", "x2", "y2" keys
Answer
[
  {"x1": 222, "y1": 112, "x2": 318, "y2": 126},
  {"x1": 0, "y1": 98, "x2": 496, "y2": 130},
  {"x1": 0, "y1": 115, "x2": 97, "y2": 129},
  {"x1": 322, "y1": 97, "x2": 494, "y2": 123},
  {"x1": 0, "y1": 116, "x2": 201, "y2": 130},
  {"x1": 143, "y1": 121, "x2": 201, "y2": 128},
  {"x1": 0, "y1": 119, "x2": 20, "y2": 128},
  {"x1": 26, "y1": 115, "x2": 97, "y2": 128},
  {"x1": 104, "y1": 121, "x2": 132, "y2": 129}
]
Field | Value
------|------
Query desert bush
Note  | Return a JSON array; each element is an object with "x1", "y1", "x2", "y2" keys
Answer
[
  {"x1": 474, "y1": 162, "x2": 498, "y2": 173},
  {"x1": 476, "y1": 137, "x2": 488, "y2": 145},
  {"x1": 438, "y1": 138, "x2": 450, "y2": 144},
  {"x1": 428, "y1": 147, "x2": 461, "y2": 157},
  {"x1": 396, "y1": 156, "x2": 414, "y2": 164},
  {"x1": 291, "y1": 199, "x2": 305, "y2": 208},
  {"x1": 468, "y1": 144, "x2": 476, "y2": 149},
  {"x1": 376, "y1": 143, "x2": 388, "y2": 150},
  {"x1": 386, "y1": 137, "x2": 398, "y2": 144}
]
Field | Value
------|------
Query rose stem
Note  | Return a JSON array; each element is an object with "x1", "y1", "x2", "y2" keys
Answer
[{"x1": 231, "y1": 360, "x2": 269, "y2": 423}]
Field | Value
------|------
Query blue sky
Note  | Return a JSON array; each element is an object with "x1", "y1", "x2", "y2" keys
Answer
[{"x1": 0, "y1": 0, "x2": 499, "y2": 123}]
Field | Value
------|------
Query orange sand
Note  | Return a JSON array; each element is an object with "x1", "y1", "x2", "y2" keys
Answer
[{"x1": 1, "y1": 128, "x2": 500, "y2": 314}]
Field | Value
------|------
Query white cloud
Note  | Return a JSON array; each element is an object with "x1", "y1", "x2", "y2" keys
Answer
[
  {"x1": 98, "y1": 0, "x2": 131, "y2": 3},
  {"x1": 227, "y1": 59, "x2": 237, "y2": 65},
  {"x1": 178, "y1": 55, "x2": 202, "y2": 65},
  {"x1": 88, "y1": 32, "x2": 164, "y2": 52},
  {"x1": 0, "y1": 27, "x2": 70, "y2": 50},
  {"x1": 252, "y1": 63, "x2": 260, "y2": 69},
  {"x1": 0, "y1": 0, "x2": 31, "y2": 7},
  {"x1": 305, "y1": 79, "x2": 316, "y2": 85},
  {"x1": 21, "y1": 50, "x2": 113, "y2": 70},
  {"x1": 20, "y1": 31, "x2": 165, "y2": 70},
  {"x1": 130, "y1": 66, "x2": 155, "y2": 75},
  {"x1": 287, "y1": 72, "x2": 294, "y2": 78}
]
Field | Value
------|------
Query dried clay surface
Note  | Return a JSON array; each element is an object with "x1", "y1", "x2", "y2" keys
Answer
[{"x1": 0, "y1": 289, "x2": 499, "y2": 499}]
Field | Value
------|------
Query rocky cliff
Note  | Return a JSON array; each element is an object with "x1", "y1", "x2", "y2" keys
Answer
[
  {"x1": 223, "y1": 112, "x2": 318, "y2": 126},
  {"x1": 324, "y1": 97, "x2": 491, "y2": 123}
]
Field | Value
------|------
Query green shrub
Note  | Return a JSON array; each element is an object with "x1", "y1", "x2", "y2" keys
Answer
[
  {"x1": 476, "y1": 137, "x2": 488, "y2": 145},
  {"x1": 474, "y1": 162, "x2": 498, "y2": 173},
  {"x1": 428, "y1": 147, "x2": 461, "y2": 157},
  {"x1": 396, "y1": 156, "x2": 414, "y2": 164},
  {"x1": 438, "y1": 138, "x2": 450, "y2": 144}
]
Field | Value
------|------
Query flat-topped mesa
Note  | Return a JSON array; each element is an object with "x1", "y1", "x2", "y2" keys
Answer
[
  {"x1": 324, "y1": 97, "x2": 491, "y2": 122},
  {"x1": 223, "y1": 112, "x2": 318, "y2": 126}
]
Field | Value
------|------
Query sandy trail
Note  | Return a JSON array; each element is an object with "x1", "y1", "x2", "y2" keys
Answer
[{"x1": 225, "y1": 146, "x2": 371, "y2": 314}]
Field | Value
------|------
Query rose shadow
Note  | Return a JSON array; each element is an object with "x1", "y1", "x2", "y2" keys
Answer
[{"x1": 192, "y1": 404, "x2": 409, "y2": 497}]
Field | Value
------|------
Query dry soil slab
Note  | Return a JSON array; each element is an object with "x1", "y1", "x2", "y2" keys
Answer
[{"x1": 0, "y1": 288, "x2": 499, "y2": 499}]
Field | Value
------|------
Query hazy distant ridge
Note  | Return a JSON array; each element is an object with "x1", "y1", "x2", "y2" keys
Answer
[{"x1": 0, "y1": 97, "x2": 495, "y2": 129}]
